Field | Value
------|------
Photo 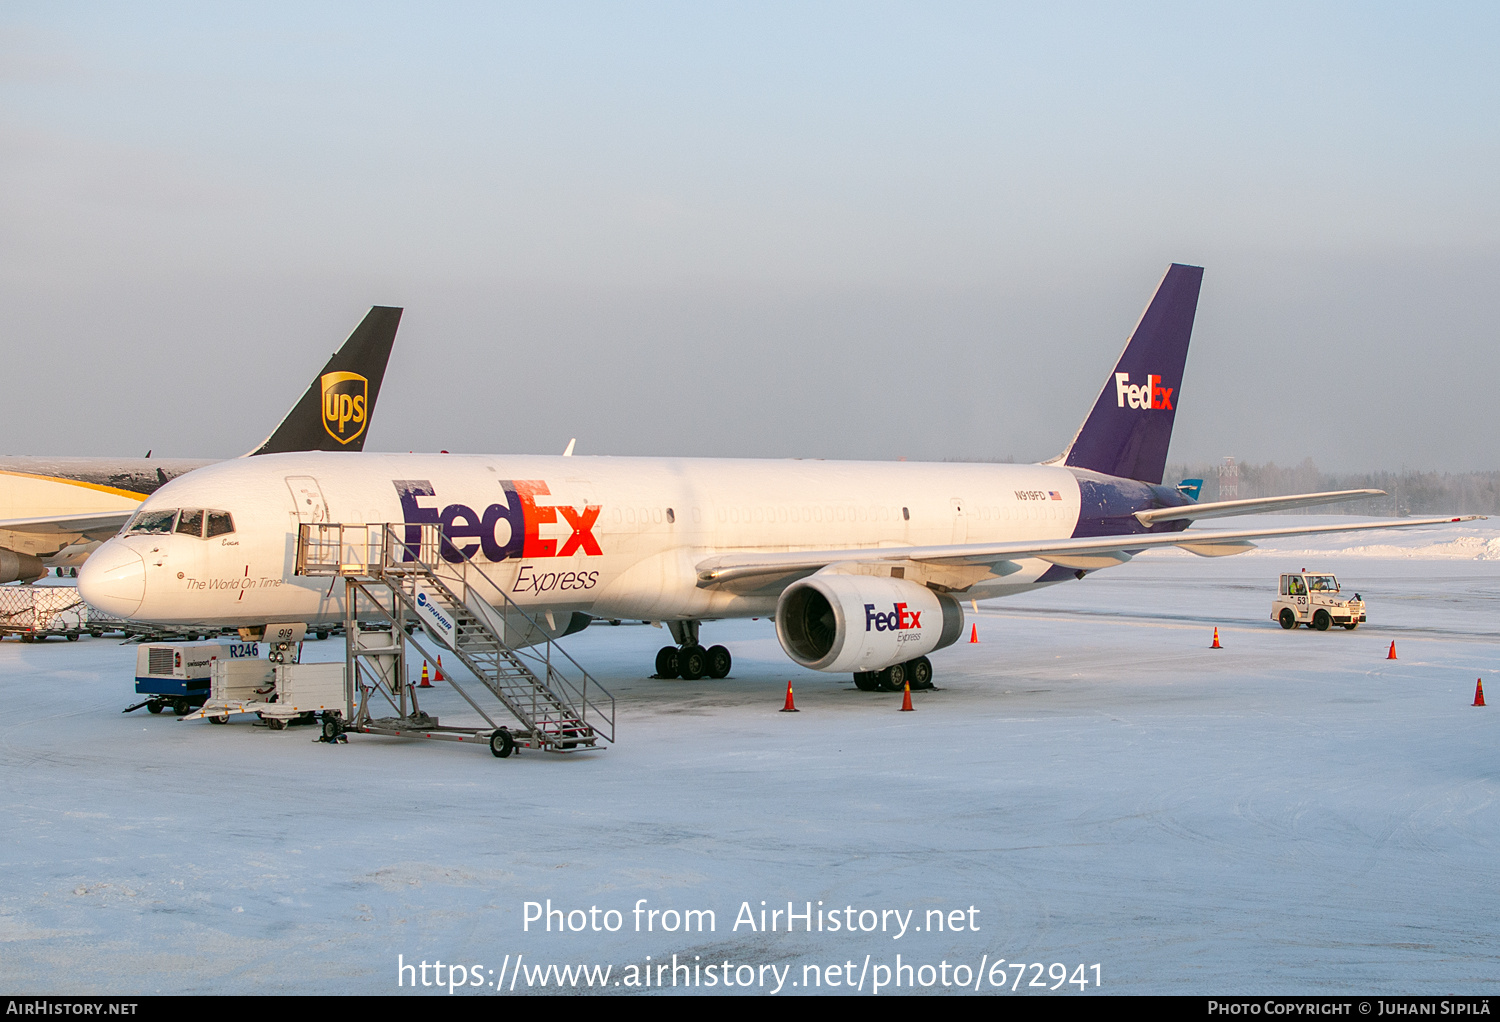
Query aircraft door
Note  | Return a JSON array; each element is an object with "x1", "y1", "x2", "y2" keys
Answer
[
  {"x1": 950, "y1": 498, "x2": 968, "y2": 543},
  {"x1": 286, "y1": 476, "x2": 329, "y2": 524}
]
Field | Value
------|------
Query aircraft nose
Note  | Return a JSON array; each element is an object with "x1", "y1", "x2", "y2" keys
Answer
[{"x1": 78, "y1": 541, "x2": 146, "y2": 619}]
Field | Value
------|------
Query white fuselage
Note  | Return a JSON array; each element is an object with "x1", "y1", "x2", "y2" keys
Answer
[{"x1": 80, "y1": 451, "x2": 1090, "y2": 627}]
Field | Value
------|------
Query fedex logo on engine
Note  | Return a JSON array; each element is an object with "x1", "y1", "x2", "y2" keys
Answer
[
  {"x1": 1114, "y1": 372, "x2": 1175, "y2": 411},
  {"x1": 394, "y1": 479, "x2": 601, "y2": 564},
  {"x1": 865, "y1": 602, "x2": 921, "y2": 632}
]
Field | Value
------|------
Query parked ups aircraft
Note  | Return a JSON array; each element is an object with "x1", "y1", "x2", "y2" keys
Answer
[{"x1": 0, "y1": 307, "x2": 401, "y2": 583}]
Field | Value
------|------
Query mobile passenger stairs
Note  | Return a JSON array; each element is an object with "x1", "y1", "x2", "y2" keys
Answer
[{"x1": 294, "y1": 522, "x2": 614, "y2": 758}]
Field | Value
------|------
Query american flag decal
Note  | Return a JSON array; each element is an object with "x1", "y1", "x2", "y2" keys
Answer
[{"x1": 1049, "y1": 491, "x2": 1062, "y2": 500}]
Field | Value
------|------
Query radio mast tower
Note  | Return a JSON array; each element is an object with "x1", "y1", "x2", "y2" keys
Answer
[{"x1": 1218, "y1": 456, "x2": 1239, "y2": 500}]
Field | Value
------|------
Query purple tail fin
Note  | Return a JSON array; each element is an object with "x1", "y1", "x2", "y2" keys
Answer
[{"x1": 1059, "y1": 264, "x2": 1203, "y2": 484}]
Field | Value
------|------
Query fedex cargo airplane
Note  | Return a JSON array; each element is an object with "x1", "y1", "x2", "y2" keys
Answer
[
  {"x1": 77, "y1": 266, "x2": 1477, "y2": 690},
  {"x1": 0, "y1": 307, "x2": 401, "y2": 584}
]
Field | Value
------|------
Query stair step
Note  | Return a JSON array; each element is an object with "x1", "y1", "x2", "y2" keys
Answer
[{"x1": 323, "y1": 529, "x2": 613, "y2": 746}]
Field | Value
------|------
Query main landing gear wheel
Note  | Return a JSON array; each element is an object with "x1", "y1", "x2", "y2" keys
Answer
[
  {"x1": 907, "y1": 656, "x2": 934, "y2": 690},
  {"x1": 654, "y1": 646, "x2": 680, "y2": 679},
  {"x1": 678, "y1": 645, "x2": 707, "y2": 680},
  {"x1": 1313, "y1": 610, "x2": 1331, "y2": 632},
  {"x1": 706, "y1": 645, "x2": 732, "y2": 679},
  {"x1": 490, "y1": 727, "x2": 516, "y2": 758},
  {"x1": 877, "y1": 662, "x2": 907, "y2": 692},
  {"x1": 1280, "y1": 609, "x2": 1297, "y2": 630},
  {"x1": 853, "y1": 671, "x2": 880, "y2": 692}
]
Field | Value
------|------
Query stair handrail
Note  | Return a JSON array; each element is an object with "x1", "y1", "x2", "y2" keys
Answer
[
  {"x1": 295, "y1": 521, "x2": 615, "y2": 743},
  {"x1": 376, "y1": 523, "x2": 614, "y2": 742}
]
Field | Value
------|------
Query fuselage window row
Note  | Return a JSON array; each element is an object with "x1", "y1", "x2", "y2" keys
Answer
[{"x1": 597, "y1": 504, "x2": 1065, "y2": 528}]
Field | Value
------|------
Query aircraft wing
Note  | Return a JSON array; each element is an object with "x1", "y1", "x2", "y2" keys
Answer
[
  {"x1": 694, "y1": 515, "x2": 1484, "y2": 592},
  {"x1": 1133, "y1": 489, "x2": 1385, "y2": 526},
  {"x1": 0, "y1": 510, "x2": 134, "y2": 539}
]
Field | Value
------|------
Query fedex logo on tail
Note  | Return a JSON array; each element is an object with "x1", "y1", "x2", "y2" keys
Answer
[
  {"x1": 394, "y1": 479, "x2": 602, "y2": 564},
  {"x1": 1115, "y1": 373, "x2": 1174, "y2": 411},
  {"x1": 865, "y1": 602, "x2": 920, "y2": 632}
]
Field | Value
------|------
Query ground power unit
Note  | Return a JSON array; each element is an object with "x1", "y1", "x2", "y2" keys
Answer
[{"x1": 129, "y1": 639, "x2": 259, "y2": 716}]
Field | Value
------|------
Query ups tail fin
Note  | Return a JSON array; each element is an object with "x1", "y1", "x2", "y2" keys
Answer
[
  {"x1": 248, "y1": 306, "x2": 402, "y2": 456},
  {"x1": 1058, "y1": 264, "x2": 1202, "y2": 484}
]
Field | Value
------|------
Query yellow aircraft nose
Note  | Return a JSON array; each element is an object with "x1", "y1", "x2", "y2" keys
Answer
[{"x1": 78, "y1": 541, "x2": 146, "y2": 619}]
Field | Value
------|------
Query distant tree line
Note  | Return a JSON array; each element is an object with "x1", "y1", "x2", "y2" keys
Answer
[{"x1": 1164, "y1": 459, "x2": 1500, "y2": 517}]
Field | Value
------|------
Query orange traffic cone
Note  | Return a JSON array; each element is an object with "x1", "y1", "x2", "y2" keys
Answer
[
  {"x1": 968, "y1": 624, "x2": 979, "y2": 644},
  {"x1": 1387, "y1": 641, "x2": 1398, "y2": 660},
  {"x1": 434, "y1": 655, "x2": 445, "y2": 682},
  {"x1": 418, "y1": 661, "x2": 433, "y2": 688},
  {"x1": 1211, "y1": 627, "x2": 1222, "y2": 649},
  {"x1": 1475, "y1": 679, "x2": 1486, "y2": 707},
  {"x1": 780, "y1": 681, "x2": 799, "y2": 712},
  {"x1": 900, "y1": 681, "x2": 914, "y2": 712}
]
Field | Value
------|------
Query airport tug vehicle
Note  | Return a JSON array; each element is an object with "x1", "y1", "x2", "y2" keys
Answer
[{"x1": 1271, "y1": 571, "x2": 1366, "y2": 631}]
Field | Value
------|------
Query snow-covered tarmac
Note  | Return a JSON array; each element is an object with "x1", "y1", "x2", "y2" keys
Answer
[{"x1": 2, "y1": 517, "x2": 1497, "y2": 994}]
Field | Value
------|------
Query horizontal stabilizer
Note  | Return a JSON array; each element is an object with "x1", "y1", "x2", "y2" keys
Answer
[{"x1": 1134, "y1": 489, "x2": 1386, "y2": 527}]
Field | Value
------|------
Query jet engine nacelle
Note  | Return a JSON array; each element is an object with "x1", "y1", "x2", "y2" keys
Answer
[
  {"x1": 0, "y1": 548, "x2": 46, "y2": 585},
  {"x1": 775, "y1": 572, "x2": 964, "y2": 673}
]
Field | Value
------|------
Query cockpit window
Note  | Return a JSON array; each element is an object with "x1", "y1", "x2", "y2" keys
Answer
[
  {"x1": 176, "y1": 509, "x2": 205, "y2": 538},
  {"x1": 126, "y1": 507, "x2": 234, "y2": 538},
  {"x1": 128, "y1": 509, "x2": 177, "y2": 535}
]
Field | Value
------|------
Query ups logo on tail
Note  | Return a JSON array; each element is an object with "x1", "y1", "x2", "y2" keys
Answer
[{"x1": 321, "y1": 371, "x2": 369, "y2": 444}]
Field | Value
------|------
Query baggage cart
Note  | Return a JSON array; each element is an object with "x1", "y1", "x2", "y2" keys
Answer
[{"x1": 0, "y1": 585, "x2": 88, "y2": 642}]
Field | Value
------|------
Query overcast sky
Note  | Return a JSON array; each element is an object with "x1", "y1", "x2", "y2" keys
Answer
[{"x1": 3, "y1": 3, "x2": 1497, "y2": 471}]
